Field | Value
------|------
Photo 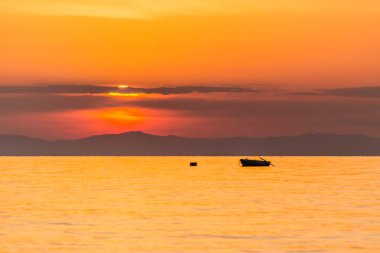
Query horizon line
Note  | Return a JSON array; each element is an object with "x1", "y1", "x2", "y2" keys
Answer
[{"x1": 0, "y1": 130, "x2": 378, "y2": 142}]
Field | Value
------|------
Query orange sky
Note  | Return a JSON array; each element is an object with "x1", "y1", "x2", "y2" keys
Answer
[
  {"x1": 1, "y1": 1, "x2": 380, "y2": 139},
  {"x1": 1, "y1": 0, "x2": 380, "y2": 87}
]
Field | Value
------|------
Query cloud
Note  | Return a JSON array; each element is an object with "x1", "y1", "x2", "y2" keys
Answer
[
  {"x1": 292, "y1": 86, "x2": 380, "y2": 99},
  {"x1": 0, "y1": 85, "x2": 111, "y2": 94},
  {"x1": 0, "y1": 84, "x2": 254, "y2": 115},
  {"x1": 344, "y1": 119, "x2": 380, "y2": 127},
  {"x1": 129, "y1": 96, "x2": 380, "y2": 118},
  {"x1": 1, "y1": 85, "x2": 379, "y2": 120},
  {"x1": 0, "y1": 94, "x2": 110, "y2": 114},
  {"x1": 0, "y1": 85, "x2": 254, "y2": 95},
  {"x1": 1, "y1": 89, "x2": 380, "y2": 138},
  {"x1": 321, "y1": 86, "x2": 380, "y2": 99},
  {"x1": 130, "y1": 86, "x2": 255, "y2": 95},
  {"x1": 124, "y1": 95, "x2": 380, "y2": 136}
]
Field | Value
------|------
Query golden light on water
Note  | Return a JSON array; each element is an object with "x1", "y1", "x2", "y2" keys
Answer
[{"x1": 1, "y1": 157, "x2": 380, "y2": 252}]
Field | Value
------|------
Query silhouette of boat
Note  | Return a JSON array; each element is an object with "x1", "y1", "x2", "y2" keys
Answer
[{"x1": 240, "y1": 157, "x2": 271, "y2": 167}]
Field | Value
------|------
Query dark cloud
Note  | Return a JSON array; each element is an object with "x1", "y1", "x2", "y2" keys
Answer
[
  {"x1": 0, "y1": 94, "x2": 111, "y2": 114},
  {"x1": 129, "y1": 96, "x2": 380, "y2": 118},
  {"x1": 290, "y1": 91, "x2": 324, "y2": 96},
  {"x1": 131, "y1": 86, "x2": 255, "y2": 95},
  {"x1": 0, "y1": 85, "x2": 111, "y2": 94},
  {"x1": 0, "y1": 85, "x2": 254, "y2": 95},
  {"x1": 0, "y1": 84, "x2": 379, "y2": 138},
  {"x1": 133, "y1": 96, "x2": 380, "y2": 137},
  {"x1": 2, "y1": 92, "x2": 380, "y2": 119},
  {"x1": 1, "y1": 90, "x2": 380, "y2": 137},
  {"x1": 292, "y1": 86, "x2": 380, "y2": 99},
  {"x1": 344, "y1": 119, "x2": 380, "y2": 127},
  {"x1": 321, "y1": 86, "x2": 380, "y2": 98}
]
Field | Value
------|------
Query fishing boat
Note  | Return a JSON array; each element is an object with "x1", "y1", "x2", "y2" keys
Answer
[{"x1": 240, "y1": 157, "x2": 271, "y2": 167}]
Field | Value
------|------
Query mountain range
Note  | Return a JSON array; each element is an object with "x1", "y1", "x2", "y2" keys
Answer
[{"x1": 0, "y1": 131, "x2": 379, "y2": 156}]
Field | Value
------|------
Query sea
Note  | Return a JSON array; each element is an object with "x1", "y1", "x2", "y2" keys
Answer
[{"x1": 1, "y1": 156, "x2": 379, "y2": 252}]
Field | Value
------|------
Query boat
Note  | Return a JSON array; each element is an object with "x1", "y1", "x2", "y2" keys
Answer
[{"x1": 240, "y1": 157, "x2": 271, "y2": 167}]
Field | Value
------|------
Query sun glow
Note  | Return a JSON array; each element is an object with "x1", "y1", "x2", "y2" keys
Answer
[
  {"x1": 99, "y1": 109, "x2": 140, "y2": 121},
  {"x1": 117, "y1": 85, "x2": 129, "y2": 89},
  {"x1": 108, "y1": 92, "x2": 141, "y2": 97},
  {"x1": 95, "y1": 108, "x2": 144, "y2": 127}
]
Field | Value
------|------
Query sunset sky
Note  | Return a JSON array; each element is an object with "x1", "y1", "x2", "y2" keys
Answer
[{"x1": 1, "y1": 0, "x2": 380, "y2": 139}]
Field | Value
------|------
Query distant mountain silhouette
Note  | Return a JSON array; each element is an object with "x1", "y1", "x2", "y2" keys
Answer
[{"x1": 0, "y1": 131, "x2": 379, "y2": 156}]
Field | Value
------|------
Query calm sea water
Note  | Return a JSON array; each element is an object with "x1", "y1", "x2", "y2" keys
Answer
[{"x1": 1, "y1": 157, "x2": 379, "y2": 252}]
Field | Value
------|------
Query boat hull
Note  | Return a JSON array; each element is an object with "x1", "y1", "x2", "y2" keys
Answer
[{"x1": 240, "y1": 159, "x2": 271, "y2": 167}]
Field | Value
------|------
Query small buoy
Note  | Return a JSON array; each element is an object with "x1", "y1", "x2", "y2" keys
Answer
[{"x1": 190, "y1": 162, "x2": 197, "y2": 166}]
